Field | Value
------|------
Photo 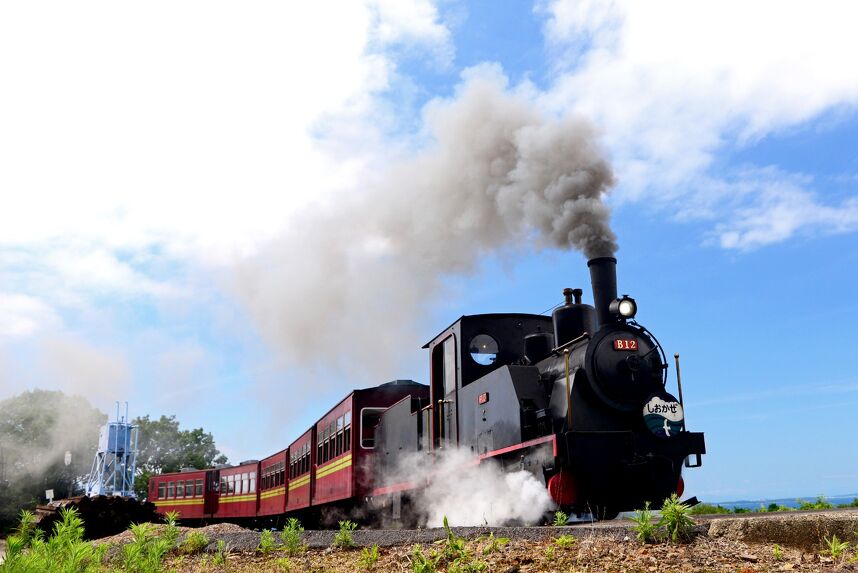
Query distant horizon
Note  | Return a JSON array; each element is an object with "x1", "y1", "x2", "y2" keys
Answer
[{"x1": 704, "y1": 493, "x2": 858, "y2": 505}]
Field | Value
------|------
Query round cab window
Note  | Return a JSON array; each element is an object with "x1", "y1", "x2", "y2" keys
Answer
[{"x1": 469, "y1": 334, "x2": 499, "y2": 366}]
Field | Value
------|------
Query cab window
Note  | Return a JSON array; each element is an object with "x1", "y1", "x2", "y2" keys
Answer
[{"x1": 360, "y1": 408, "x2": 385, "y2": 448}]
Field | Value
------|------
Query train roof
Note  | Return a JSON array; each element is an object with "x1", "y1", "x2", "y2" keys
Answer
[{"x1": 422, "y1": 313, "x2": 550, "y2": 348}]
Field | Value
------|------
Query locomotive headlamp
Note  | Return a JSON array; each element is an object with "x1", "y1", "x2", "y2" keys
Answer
[{"x1": 609, "y1": 295, "x2": 637, "y2": 319}]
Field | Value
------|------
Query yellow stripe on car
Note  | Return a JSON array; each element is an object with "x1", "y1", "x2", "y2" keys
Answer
[
  {"x1": 316, "y1": 454, "x2": 352, "y2": 479},
  {"x1": 219, "y1": 494, "x2": 257, "y2": 503},
  {"x1": 260, "y1": 486, "x2": 286, "y2": 500},
  {"x1": 288, "y1": 475, "x2": 311, "y2": 491},
  {"x1": 154, "y1": 499, "x2": 204, "y2": 507}
]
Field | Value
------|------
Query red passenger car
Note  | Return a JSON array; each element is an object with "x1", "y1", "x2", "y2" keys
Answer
[
  {"x1": 148, "y1": 469, "x2": 215, "y2": 519},
  {"x1": 258, "y1": 449, "x2": 287, "y2": 517},
  {"x1": 214, "y1": 461, "x2": 259, "y2": 519}
]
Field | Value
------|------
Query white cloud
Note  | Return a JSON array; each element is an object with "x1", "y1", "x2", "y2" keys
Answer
[
  {"x1": 0, "y1": 293, "x2": 61, "y2": 339},
  {"x1": 0, "y1": 0, "x2": 452, "y2": 342},
  {"x1": 540, "y1": 0, "x2": 858, "y2": 247},
  {"x1": 0, "y1": 1, "x2": 451, "y2": 261},
  {"x1": 371, "y1": 0, "x2": 453, "y2": 66}
]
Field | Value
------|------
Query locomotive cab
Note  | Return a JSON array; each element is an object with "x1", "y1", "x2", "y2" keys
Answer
[{"x1": 423, "y1": 313, "x2": 553, "y2": 451}]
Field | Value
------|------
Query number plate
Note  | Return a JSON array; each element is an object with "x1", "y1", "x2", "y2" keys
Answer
[{"x1": 613, "y1": 339, "x2": 638, "y2": 351}]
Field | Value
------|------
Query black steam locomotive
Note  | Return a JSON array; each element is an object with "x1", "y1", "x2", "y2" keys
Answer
[{"x1": 373, "y1": 256, "x2": 705, "y2": 520}]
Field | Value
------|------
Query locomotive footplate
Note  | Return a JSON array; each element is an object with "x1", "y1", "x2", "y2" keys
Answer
[{"x1": 563, "y1": 430, "x2": 705, "y2": 512}]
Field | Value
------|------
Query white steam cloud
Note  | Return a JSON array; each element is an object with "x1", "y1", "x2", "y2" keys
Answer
[
  {"x1": 387, "y1": 449, "x2": 555, "y2": 527},
  {"x1": 235, "y1": 68, "x2": 615, "y2": 376}
]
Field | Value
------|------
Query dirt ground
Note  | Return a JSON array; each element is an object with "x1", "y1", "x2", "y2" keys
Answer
[
  {"x1": 91, "y1": 511, "x2": 858, "y2": 572},
  {"x1": 156, "y1": 534, "x2": 856, "y2": 572}
]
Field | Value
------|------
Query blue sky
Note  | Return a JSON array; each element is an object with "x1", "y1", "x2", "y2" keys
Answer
[{"x1": 1, "y1": 1, "x2": 857, "y2": 503}]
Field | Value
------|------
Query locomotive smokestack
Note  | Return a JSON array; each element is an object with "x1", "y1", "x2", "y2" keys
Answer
[{"x1": 588, "y1": 257, "x2": 618, "y2": 329}]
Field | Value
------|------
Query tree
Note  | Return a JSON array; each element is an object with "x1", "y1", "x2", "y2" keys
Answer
[
  {"x1": 132, "y1": 415, "x2": 227, "y2": 499},
  {"x1": 0, "y1": 390, "x2": 106, "y2": 531}
]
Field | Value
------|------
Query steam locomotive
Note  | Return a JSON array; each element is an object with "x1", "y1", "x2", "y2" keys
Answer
[{"x1": 150, "y1": 257, "x2": 705, "y2": 524}]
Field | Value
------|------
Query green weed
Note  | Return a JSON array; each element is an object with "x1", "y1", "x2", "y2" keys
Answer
[
  {"x1": 409, "y1": 544, "x2": 440, "y2": 573},
  {"x1": 631, "y1": 502, "x2": 658, "y2": 543},
  {"x1": 441, "y1": 516, "x2": 468, "y2": 562},
  {"x1": 121, "y1": 520, "x2": 178, "y2": 573},
  {"x1": 544, "y1": 545, "x2": 556, "y2": 559},
  {"x1": 448, "y1": 557, "x2": 488, "y2": 573},
  {"x1": 823, "y1": 534, "x2": 849, "y2": 560},
  {"x1": 552, "y1": 510, "x2": 569, "y2": 526},
  {"x1": 359, "y1": 544, "x2": 381, "y2": 569},
  {"x1": 212, "y1": 539, "x2": 230, "y2": 566},
  {"x1": 658, "y1": 494, "x2": 695, "y2": 543},
  {"x1": 178, "y1": 530, "x2": 210, "y2": 555},
  {"x1": 280, "y1": 518, "x2": 306, "y2": 555},
  {"x1": 772, "y1": 544, "x2": 784, "y2": 561},
  {"x1": 554, "y1": 534, "x2": 576, "y2": 549},
  {"x1": 478, "y1": 532, "x2": 509, "y2": 555},
  {"x1": 333, "y1": 520, "x2": 357, "y2": 549},
  {"x1": 274, "y1": 556, "x2": 292, "y2": 571},
  {"x1": 257, "y1": 529, "x2": 277, "y2": 554}
]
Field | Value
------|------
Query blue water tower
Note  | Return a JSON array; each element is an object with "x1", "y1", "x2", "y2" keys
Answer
[{"x1": 85, "y1": 402, "x2": 139, "y2": 498}]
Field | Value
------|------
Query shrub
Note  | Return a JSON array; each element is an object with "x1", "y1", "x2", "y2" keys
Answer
[
  {"x1": 689, "y1": 503, "x2": 730, "y2": 515},
  {"x1": 658, "y1": 494, "x2": 695, "y2": 543},
  {"x1": 1, "y1": 507, "x2": 107, "y2": 573},
  {"x1": 333, "y1": 520, "x2": 357, "y2": 549},
  {"x1": 799, "y1": 496, "x2": 833, "y2": 510},
  {"x1": 359, "y1": 544, "x2": 381, "y2": 569},
  {"x1": 258, "y1": 529, "x2": 277, "y2": 554},
  {"x1": 179, "y1": 530, "x2": 210, "y2": 555},
  {"x1": 552, "y1": 510, "x2": 569, "y2": 526},
  {"x1": 766, "y1": 503, "x2": 793, "y2": 512},
  {"x1": 631, "y1": 502, "x2": 658, "y2": 543},
  {"x1": 281, "y1": 518, "x2": 306, "y2": 555}
]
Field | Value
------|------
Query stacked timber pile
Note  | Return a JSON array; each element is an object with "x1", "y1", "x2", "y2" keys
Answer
[{"x1": 33, "y1": 495, "x2": 158, "y2": 539}]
